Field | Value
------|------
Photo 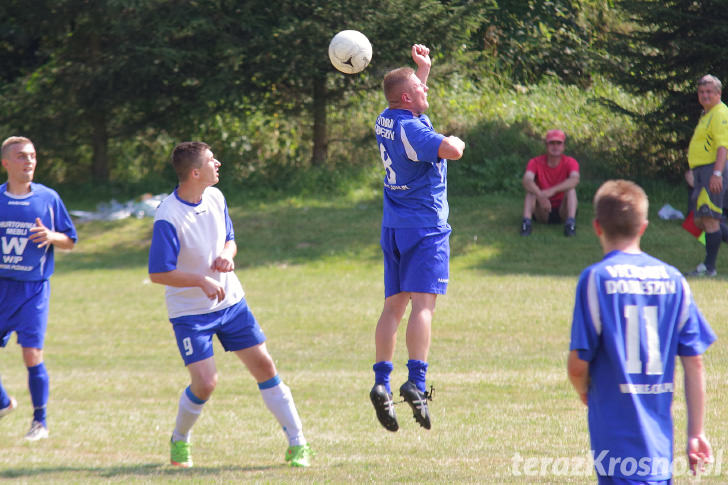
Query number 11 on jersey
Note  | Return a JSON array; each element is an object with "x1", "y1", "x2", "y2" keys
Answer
[{"x1": 624, "y1": 305, "x2": 663, "y2": 376}]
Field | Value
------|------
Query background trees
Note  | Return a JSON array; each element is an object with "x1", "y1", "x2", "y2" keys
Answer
[{"x1": 0, "y1": 1, "x2": 723, "y2": 188}]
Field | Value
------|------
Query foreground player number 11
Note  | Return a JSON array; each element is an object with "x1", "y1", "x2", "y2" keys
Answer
[{"x1": 624, "y1": 305, "x2": 663, "y2": 375}]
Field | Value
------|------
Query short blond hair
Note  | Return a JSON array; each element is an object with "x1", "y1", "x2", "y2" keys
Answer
[
  {"x1": 1, "y1": 136, "x2": 33, "y2": 158},
  {"x1": 594, "y1": 180, "x2": 648, "y2": 241},
  {"x1": 383, "y1": 67, "x2": 415, "y2": 106}
]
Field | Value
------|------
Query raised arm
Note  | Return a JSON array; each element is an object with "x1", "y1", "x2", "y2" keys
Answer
[{"x1": 412, "y1": 44, "x2": 431, "y2": 86}]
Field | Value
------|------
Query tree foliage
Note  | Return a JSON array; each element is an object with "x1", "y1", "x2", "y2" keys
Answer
[
  {"x1": 474, "y1": 0, "x2": 613, "y2": 87},
  {"x1": 602, "y1": 0, "x2": 728, "y2": 175}
]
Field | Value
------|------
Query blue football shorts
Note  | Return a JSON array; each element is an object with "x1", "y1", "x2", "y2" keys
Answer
[
  {"x1": 381, "y1": 224, "x2": 451, "y2": 298},
  {"x1": 0, "y1": 278, "x2": 50, "y2": 349},
  {"x1": 169, "y1": 297, "x2": 267, "y2": 366}
]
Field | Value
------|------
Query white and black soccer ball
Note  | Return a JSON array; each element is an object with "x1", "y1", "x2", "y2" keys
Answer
[{"x1": 328, "y1": 30, "x2": 372, "y2": 74}]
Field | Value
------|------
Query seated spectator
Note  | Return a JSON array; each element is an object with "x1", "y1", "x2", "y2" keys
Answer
[{"x1": 520, "y1": 129, "x2": 580, "y2": 237}]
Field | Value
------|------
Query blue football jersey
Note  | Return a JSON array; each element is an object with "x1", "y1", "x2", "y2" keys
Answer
[
  {"x1": 0, "y1": 182, "x2": 77, "y2": 281},
  {"x1": 570, "y1": 250, "x2": 716, "y2": 481},
  {"x1": 375, "y1": 108, "x2": 447, "y2": 228}
]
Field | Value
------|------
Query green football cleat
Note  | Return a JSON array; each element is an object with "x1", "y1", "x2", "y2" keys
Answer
[
  {"x1": 170, "y1": 438, "x2": 193, "y2": 468},
  {"x1": 285, "y1": 443, "x2": 314, "y2": 467}
]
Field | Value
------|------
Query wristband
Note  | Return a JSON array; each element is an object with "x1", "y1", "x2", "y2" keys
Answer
[{"x1": 713, "y1": 170, "x2": 722, "y2": 177}]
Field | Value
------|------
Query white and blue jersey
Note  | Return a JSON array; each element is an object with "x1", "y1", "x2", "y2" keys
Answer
[
  {"x1": 570, "y1": 250, "x2": 716, "y2": 481},
  {"x1": 375, "y1": 108, "x2": 447, "y2": 228},
  {"x1": 0, "y1": 182, "x2": 77, "y2": 282},
  {"x1": 148, "y1": 187, "x2": 244, "y2": 319}
]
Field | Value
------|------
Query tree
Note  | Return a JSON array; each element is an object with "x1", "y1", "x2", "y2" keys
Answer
[
  {"x1": 0, "y1": 1, "x2": 227, "y2": 182},
  {"x1": 207, "y1": 0, "x2": 486, "y2": 166},
  {"x1": 0, "y1": 0, "x2": 485, "y2": 181},
  {"x1": 473, "y1": 0, "x2": 612, "y2": 87},
  {"x1": 602, "y1": 0, "x2": 728, "y2": 175}
]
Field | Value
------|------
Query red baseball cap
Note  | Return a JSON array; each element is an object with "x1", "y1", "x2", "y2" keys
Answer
[{"x1": 545, "y1": 129, "x2": 566, "y2": 142}]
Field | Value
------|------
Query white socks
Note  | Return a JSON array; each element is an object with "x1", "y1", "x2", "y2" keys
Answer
[{"x1": 259, "y1": 377, "x2": 306, "y2": 447}]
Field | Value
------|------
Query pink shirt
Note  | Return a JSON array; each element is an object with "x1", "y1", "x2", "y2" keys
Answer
[{"x1": 526, "y1": 154, "x2": 579, "y2": 207}]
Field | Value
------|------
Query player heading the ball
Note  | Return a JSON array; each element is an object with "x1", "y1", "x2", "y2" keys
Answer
[{"x1": 370, "y1": 44, "x2": 465, "y2": 432}]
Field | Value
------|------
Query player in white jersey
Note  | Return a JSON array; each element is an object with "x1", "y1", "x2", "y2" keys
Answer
[
  {"x1": 568, "y1": 180, "x2": 715, "y2": 483},
  {"x1": 370, "y1": 44, "x2": 465, "y2": 432},
  {"x1": 0, "y1": 136, "x2": 77, "y2": 441},
  {"x1": 148, "y1": 141, "x2": 312, "y2": 468}
]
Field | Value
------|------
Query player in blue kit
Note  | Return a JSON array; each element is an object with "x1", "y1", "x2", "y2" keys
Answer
[
  {"x1": 568, "y1": 180, "x2": 716, "y2": 483},
  {"x1": 0, "y1": 136, "x2": 77, "y2": 441},
  {"x1": 370, "y1": 44, "x2": 465, "y2": 432},
  {"x1": 148, "y1": 141, "x2": 312, "y2": 468}
]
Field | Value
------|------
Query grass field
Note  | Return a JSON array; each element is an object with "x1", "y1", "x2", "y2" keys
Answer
[{"x1": 0, "y1": 190, "x2": 726, "y2": 484}]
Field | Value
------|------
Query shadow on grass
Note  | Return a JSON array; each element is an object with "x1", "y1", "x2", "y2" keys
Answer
[
  {"x1": 0, "y1": 463, "x2": 278, "y2": 479},
  {"x1": 449, "y1": 193, "x2": 716, "y2": 278},
  {"x1": 59, "y1": 198, "x2": 384, "y2": 273},
  {"x1": 57, "y1": 190, "x2": 708, "y2": 279}
]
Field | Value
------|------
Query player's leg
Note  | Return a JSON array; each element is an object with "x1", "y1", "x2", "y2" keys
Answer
[
  {"x1": 371, "y1": 292, "x2": 410, "y2": 432},
  {"x1": 169, "y1": 357, "x2": 217, "y2": 468},
  {"x1": 0, "y1": 282, "x2": 18, "y2": 419},
  {"x1": 0, "y1": 374, "x2": 17, "y2": 419},
  {"x1": 235, "y1": 344, "x2": 311, "y2": 467},
  {"x1": 374, "y1": 292, "x2": 411, "y2": 382},
  {"x1": 16, "y1": 280, "x2": 50, "y2": 441},
  {"x1": 221, "y1": 300, "x2": 311, "y2": 466},
  {"x1": 168, "y1": 315, "x2": 220, "y2": 468},
  {"x1": 396, "y1": 227, "x2": 449, "y2": 430},
  {"x1": 22, "y1": 347, "x2": 49, "y2": 441}
]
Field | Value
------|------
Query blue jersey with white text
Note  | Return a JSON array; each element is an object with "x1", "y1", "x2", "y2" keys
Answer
[
  {"x1": 148, "y1": 187, "x2": 244, "y2": 319},
  {"x1": 0, "y1": 182, "x2": 77, "y2": 281},
  {"x1": 570, "y1": 250, "x2": 716, "y2": 481},
  {"x1": 375, "y1": 108, "x2": 447, "y2": 228}
]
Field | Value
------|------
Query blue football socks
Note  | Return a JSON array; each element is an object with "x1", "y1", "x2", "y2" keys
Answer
[
  {"x1": 373, "y1": 361, "x2": 394, "y2": 394},
  {"x1": 407, "y1": 359, "x2": 428, "y2": 393},
  {"x1": 27, "y1": 363, "x2": 49, "y2": 425}
]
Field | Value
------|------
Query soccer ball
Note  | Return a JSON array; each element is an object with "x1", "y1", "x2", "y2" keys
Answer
[{"x1": 328, "y1": 30, "x2": 372, "y2": 74}]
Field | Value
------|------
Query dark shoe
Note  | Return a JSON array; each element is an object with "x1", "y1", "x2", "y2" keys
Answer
[
  {"x1": 520, "y1": 219, "x2": 532, "y2": 236},
  {"x1": 399, "y1": 381, "x2": 431, "y2": 430},
  {"x1": 687, "y1": 263, "x2": 717, "y2": 277},
  {"x1": 370, "y1": 384, "x2": 398, "y2": 432},
  {"x1": 564, "y1": 220, "x2": 576, "y2": 237}
]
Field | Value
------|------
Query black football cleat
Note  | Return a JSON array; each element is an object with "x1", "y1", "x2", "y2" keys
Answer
[
  {"x1": 370, "y1": 384, "x2": 399, "y2": 432},
  {"x1": 399, "y1": 381, "x2": 431, "y2": 430}
]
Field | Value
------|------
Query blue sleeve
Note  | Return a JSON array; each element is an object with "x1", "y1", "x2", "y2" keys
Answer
[
  {"x1": 52, "y1": 192, "x2": 78, "y2": 243},
  {"x1": 224, "y1": 201, "x2": 234, "y2": 242},
  {"x1": 677, "y1": 280, "x2": 717, "y2": 356},
  {"x1": 148, "y1": 220, "x2": 180, "y2": 273},
  {"x1": 400, "y1": 117, "x2": 445, "y2": 164},
  {"x1": 569, "y1": 268, "x2": 600, "y2": 362}
]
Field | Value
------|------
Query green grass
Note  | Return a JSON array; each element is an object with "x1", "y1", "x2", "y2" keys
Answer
[{"x1": 0, "y1": 190, "x2": 726, "y2": 484}]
